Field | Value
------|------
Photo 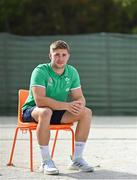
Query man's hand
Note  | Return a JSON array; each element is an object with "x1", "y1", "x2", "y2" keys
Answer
[{"x1": 66, "y1": 100, "x2": 85, "y2": 116}]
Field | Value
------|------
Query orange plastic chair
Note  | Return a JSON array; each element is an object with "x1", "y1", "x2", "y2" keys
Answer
[{"x1": 7, "y1": 89, "x2": 74, "y2": 171}]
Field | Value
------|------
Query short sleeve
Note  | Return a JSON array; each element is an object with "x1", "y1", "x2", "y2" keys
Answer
[
  {"x1": 30, "y1": 66, "x2": 47, "y2": 88},
  {"x1": 70, "y1": 67, "x2": 81, "y2": 90}
]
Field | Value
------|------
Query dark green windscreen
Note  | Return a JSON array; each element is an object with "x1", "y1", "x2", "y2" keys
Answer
[{"x1": 0, "y1": 33, "x2": 137, "y2": 115}]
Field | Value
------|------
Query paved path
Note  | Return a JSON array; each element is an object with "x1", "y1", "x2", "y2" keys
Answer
[{"x1": 0, "y1": 116, "x2": 137, "y2": 179}]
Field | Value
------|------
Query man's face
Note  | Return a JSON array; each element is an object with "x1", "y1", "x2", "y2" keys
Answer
[{"x1": 49, "y1": 49, "x2": 70, "y2": 69}]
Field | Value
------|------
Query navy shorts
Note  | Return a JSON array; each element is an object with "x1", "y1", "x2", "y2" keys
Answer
[{"x1": 22, "y1": 107, "x2": 66, "y2": 125}]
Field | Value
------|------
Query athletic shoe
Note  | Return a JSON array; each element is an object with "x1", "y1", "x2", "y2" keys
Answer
[
  {"x1": 38, "y1": 162, "x2": 45, "y2": 173},
  {"x1": 68, "y1": 157, "x2": 94, "y2": 172},
  {"x1": 39, "y1": 159, "x2": 59, "y2": 175}
]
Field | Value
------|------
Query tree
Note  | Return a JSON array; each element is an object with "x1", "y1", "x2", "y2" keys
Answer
[{"x1": 0, "y1": 0, "x2": 137, "y2": 35}]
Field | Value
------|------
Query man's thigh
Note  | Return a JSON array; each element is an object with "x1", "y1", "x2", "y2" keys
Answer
[
  {"x1": 61, "y1": 107, "x2": 91, "y2": 124},
  {"x1": 32, "y1": 107, "x2": 66, "y2": 124},
  {"x1": 61, "y1": 109, "x2": 83, "y2": 124}
]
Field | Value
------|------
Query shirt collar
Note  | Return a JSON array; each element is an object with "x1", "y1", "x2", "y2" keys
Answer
[{"x1": 48, "y1": 63, "x2": 68, "y2": 78}]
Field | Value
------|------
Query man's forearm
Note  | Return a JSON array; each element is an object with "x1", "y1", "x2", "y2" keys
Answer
[
  {"x1": 35, "y1": 96, "x2": 68, "y2": 110},
  {"x1": 77, "y1": 96, "x2": 86, "y2": 106}
]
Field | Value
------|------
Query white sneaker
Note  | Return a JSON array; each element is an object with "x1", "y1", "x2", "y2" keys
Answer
[
  {"x1": 39, "y1": 159, "x2": 59, "y2": 175},
  {"x1": 68, "y1": 157, "x2": 94, "y2": 172},
  {"x1": 38, "y1": 162, "x2": 45, "y2": 173}
]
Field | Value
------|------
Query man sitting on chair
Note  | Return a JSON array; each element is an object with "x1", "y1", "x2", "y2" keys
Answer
[{"x1": 22, "y1": 40, "x2": 94, "y2": 175}]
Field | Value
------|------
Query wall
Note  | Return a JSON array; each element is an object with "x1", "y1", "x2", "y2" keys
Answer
[{"x1": 0, "y1": 33, "x2": 137, "y2": 115}]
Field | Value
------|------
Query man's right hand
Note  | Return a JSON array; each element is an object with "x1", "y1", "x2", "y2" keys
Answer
[{"x1": 66, "y1": 101, "x2": 84, "y2": 116}]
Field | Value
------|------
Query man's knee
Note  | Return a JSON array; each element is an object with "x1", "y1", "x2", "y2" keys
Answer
[
  {"x1": 38, "y1": 107, "x2": 53, "y2": 119},
  {"x1": 84, "y1": 107, "x2": 92, "y2": 117},
  {"x1": 83, "y1": 107, "x2": 92, "y2": 124}
]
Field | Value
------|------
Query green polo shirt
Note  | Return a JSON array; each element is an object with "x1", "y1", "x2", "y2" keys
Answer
[{"x1": 22, "y1": 63, "x2": 81, "y2": 111}]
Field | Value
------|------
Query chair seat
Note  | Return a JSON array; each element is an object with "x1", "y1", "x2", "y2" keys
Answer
[
  {"x1": 18, "y1": 122, "x2": 37, "y2": 129},
  {"x1": 18, "y1": 121, "x2": 73, "y2": 130},
  {"x1": 50, "y1": 123, "x2": 73, "y2": 130}
]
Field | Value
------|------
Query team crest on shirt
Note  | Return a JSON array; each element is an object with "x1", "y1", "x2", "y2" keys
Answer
[
  {"x1": 48, "y1": 77, "x2": 53, "y2": 86},
  {"x1": 65, "y1": 77, "x2": 70, "y2": 84}
]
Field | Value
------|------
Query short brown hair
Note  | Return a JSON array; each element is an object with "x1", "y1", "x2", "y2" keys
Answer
[{"x1": 50, "y1": 40, "x2": 70, "y2": 53}]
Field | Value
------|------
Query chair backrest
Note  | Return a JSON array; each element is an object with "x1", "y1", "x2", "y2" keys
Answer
[{"x1": 18, "y1": 89, "x2": 29, "y2": 124}]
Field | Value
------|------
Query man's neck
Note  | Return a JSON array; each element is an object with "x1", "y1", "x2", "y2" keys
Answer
[{"x1": 52, "y1": 66, "x2": 65, "y2": 75}]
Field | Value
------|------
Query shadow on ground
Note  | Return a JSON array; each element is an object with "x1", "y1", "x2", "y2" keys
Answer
[
  {"x1": 1, "y1": 166, "x2": 137, "y2": 179},
  {"x1": 60, "y1": 170, "x2": 137, "y2": 179}
]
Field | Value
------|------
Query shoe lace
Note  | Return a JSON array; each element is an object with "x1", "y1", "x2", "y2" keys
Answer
[
  {"x1": 79, "y1": 158, "x2": 89, "y2": 166},
  {"x1": 45, "y1": 159, "x2": 56, "y2": 168}
]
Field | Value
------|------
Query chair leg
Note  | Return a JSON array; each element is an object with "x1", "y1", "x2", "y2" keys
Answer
[
  {"x1": 70, "y1": 128, "x2": 75, "y2": 158},
  {"x1": 51, "y1": 130, "x2": 59, "y2": 158},
  {"x1": 51, "y1": 128, "x2": 75, "y2": 159},
  {"x1": 29, "y1": 129, "x2": 33, "y2": 172},
  {"x1": 7, "y1": 127, "x2": 19, "y2": 166}
]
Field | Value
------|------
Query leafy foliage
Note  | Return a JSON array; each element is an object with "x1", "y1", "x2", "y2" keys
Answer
[{"x1": 0, "y1": 0, "x2": 137, "y2": 35}]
